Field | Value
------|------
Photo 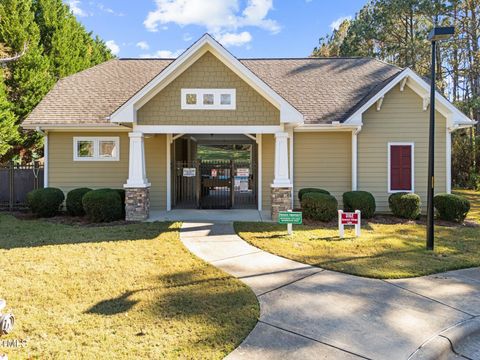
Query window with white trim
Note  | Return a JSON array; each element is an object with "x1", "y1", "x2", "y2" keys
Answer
[
  {"x1": 181, "y1": 89, "x2": 236, "y2": 110},
  {"x1": 388, "y1": 142, "x2": 414, "y2": 193},
  {"x1": 73, "y1": 137, "x2": 120, "y2": 161}
]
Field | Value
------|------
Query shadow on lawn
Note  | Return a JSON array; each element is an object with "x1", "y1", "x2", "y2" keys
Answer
[
  {"x1": 86, "y1": 290, "x2": 140, "y2": 315},
  {"x1": 0, "y1": 214, "x2": 177, "y2": 250}
]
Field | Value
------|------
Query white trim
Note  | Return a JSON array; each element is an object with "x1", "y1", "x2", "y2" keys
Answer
[
  {"x1": 376, "y1": 96, "x2": 384, "y2": 111},
  {"x1": 133, "y1": 125, "x2": 282, "y2": 134},
  {"x1": 352, "y1": 131, "x2": 358, "y2": 191},
  {"x1": 257, "y1": 134, "x2": 263, "y2": 211},
  {"x1": 446, "y1": 130, "x2": 452, "y2": 194},
  {"x1": 294, "y1": 124, "x2": 361, "y2": 132},
  {"x1": 23, "y1": 124, "x2": 130, "y2": 131},
  {"x1": 288, "y1": 127, "x2": 294, "y2": 208},
  {"x1": 387, "y1": 142, "x2": 415, "y2": 193},
  {"x1": 124, "y1": 132, "x2": 150, "y2": 188},
  {"x1": 272, "y1": 132, "x2": 292, "y2": 187},
  {"x1": 344, "y1": 68, "x2": 475, "y2": 128},
  {"x1": 166, "y1": 134, "x2": 172, "y2": 210},
  {"x1": 181, "y1": 88, "x2": 236, "y2": 110},
  {"x1": 109, "y1": 34, "x2": 303, "y2": 124},
  {"x1": 44, "y1": 133, "x2": 49, "y2": 187},
  {"x1": 73, "y1": 136, "x2": 120, "y2": 161}
]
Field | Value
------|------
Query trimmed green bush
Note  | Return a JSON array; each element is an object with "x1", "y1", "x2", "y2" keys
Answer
[
  {"x1": 298, "y1": 188, "x2": 330, "y2": 202},
  {"x1": 114, "y1": 189, "x2": 126, "y2": 218},
  {"x1": 343, "y1": 191, "x2": 376, "y2": 219},
  {"x1": 434, "y1": 193, "x2": 470, "y2": 223},
  {"x1": 388, "y1": 192, "x2": 421, "y2": 220},
  {"x1": 27, "y1": 187, "x2": 65, "y2": 218},
  {"x1": 301, "y1": 192, "x2": 338, "y2": 222},
  {"x1": 82, "y1": 189, "x2": 123, "y2": 223},
  {"x1": 66, "y1": 188, "x2": 92, "y2": 216}
]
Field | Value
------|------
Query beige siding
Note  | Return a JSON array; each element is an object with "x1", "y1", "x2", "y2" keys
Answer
[
  {"x1": 48, "y1": 132, "x2": 129, "y2": 192},
  {"x1": 145, "y1": 135, "x2": 167, "y2": 210},
  {"x1": 137, "y1": 51, "x2": 280, "y2": 126},
  {"x1": 48, "y1": 132, "x2": 167, "y2": 210},
  {"x1": 262, "y1": 134, "x2": 275, "y2": 210},
  {"x1": 358, "y1": 85, "x2": 447, "y2": 212},
  {"x1": 293, "y1": 132, "x2": 352, "y2": 208}
]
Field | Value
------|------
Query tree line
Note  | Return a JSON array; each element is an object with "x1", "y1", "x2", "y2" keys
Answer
[
  {"x1": 0, "y1": 0, "x2": 113, "y2": 164},
  {"x1": 313, "y1": 0, "x2": 480, "y2": 189}
]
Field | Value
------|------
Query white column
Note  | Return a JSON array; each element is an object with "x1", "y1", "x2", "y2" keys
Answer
[
  {"x1": 166, "y1": 134, "x2": 172, "y2": 210},
  {"x1": 446, "y1": 130, "x2": 452, "y2": 194},
  {"x1": 272, "y1": 132, "x2": 291, "y2": 187},
  {"x1": 124, "y1": 132, "x2": 150, "y2": 188},
  {"x1": 257, "y1": 134, "x2": 263, "y2": 211}
]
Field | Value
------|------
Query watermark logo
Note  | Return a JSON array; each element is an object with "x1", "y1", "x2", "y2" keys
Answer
[{"x1": 0, "y1": 300, "x2": 14, "y2": 336}]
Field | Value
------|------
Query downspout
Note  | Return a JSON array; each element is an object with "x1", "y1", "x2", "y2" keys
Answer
[
  {"x1": 36, "y1": 127, "x2": 48, "y2": 187},
  {"x1": 352, "y1": 126, "x2": 362, "y2": 191}
]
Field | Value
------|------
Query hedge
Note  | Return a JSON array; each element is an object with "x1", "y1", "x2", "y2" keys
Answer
[
  {"x1": 343, "y1": 191, "x2": 376, "y2": 219},
  {"x1": 66, "y1": 188, "x2": 92, "y2": 216},
  {"x1": 27, "y1": 187, "x2": 65, "y2": 218},
  {"x1": 298, "y1": 188, "x2": 330, "y2": 202},
  {"x1": 82, "y1": 189, "x2": 123, "y2": 222},
  {"x1": 301, "y1": 192, "x2": 338, "y2": 222},
  {"x1": 434, "y1": 193, "x2": 470, "y2": 223},
  {"x1": 388, "y1": 192, "x2": 421, "y2": 220}
]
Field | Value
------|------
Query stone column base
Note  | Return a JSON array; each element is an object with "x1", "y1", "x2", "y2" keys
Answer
[
  {"x1": 125, "y1": 187, "x2": 150, "y2": 221},
  {"x1": 271, "y1": 186, "x2": 292, "y2": 221}
]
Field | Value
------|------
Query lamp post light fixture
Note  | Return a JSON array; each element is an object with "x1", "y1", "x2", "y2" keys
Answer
[{"x1": 426, "y1": 26, "x2": 455, "y2": 251}]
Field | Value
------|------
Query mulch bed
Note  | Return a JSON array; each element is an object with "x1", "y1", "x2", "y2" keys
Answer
[
  {"x1": 10, "y1": 211, "x2": 138, "y2": 227},
  {"x1": 299, "y1": 213, "x2": 478, "y2": 228}
]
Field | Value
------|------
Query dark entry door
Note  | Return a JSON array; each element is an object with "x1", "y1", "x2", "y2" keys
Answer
[{"x1": 173, "y1": 160, "x2": 257, "y2": 209}]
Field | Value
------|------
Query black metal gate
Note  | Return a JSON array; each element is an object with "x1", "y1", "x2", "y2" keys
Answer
[{"x1": 173, "y1": 160, "x2": 257, "y2": 209}]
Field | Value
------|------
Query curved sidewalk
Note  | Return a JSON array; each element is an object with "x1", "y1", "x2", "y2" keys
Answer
[{"x1": 180, "y1": 222, "x2": 480, "y2": 360}]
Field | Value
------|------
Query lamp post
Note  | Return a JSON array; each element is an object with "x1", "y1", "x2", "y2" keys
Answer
[{"x1": 426, "y1": 26, "x2": 455, "y2": 251}]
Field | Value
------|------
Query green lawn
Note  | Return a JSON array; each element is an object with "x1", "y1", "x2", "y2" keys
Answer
[
  {"x1": 0, "y1": 215, "x2": 258, "y2": 359},
  {"x1": 454, "y1": 189, "x2": 480, "y2": 222},
  {"x1": 235, "y1": 191, "x2": 480, "y2": 279}
]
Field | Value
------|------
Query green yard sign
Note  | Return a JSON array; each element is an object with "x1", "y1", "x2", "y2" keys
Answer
[{"x1": 278, "y1": 211, "x2": 302, "y2": 225}]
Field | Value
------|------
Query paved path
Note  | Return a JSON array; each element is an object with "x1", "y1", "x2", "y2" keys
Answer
[{"x1": 180, "y1": 222, "x2": 480, "y2": 360}]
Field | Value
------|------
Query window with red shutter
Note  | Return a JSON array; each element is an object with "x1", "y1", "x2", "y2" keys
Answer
[{"x1": 389, "y1": 144, "x2": 413, "y2": 191}]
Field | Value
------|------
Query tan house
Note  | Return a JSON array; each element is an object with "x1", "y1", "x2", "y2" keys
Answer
[{"x1": 22, "y1": 34, "x2": 475, "y2": 221}]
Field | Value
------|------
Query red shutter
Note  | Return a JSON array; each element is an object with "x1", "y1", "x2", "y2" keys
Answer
[{"x1": 390, "y1": 145, "x2": 412, "y2": 191}]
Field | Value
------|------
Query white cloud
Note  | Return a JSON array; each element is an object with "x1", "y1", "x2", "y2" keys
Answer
[
  {"x1": 96, "y1": 2, "x2": 124, "y2": 16},
  {"x1": 143, "y1": 0, "x2": 280, "y2": 47},
  {"x1": 106, "y1": 40, "x2": 120, "y2": 55},
  {"x1": 330, "y1": 16, "x2": 352, "y2": 31},
  {"x1": 136, "y1": 41, "x2": 150, "y2": 50},
  {"x1": 67, "y1": 0, "x2": 87, "y2": 17},
  {"x1": 214, "y1": 31, "x2": 252, "y2": 47},
  {"x1": 182, "y1": 33, "x2": 193, "y2": 42},
  {"x1": 140, "y1": 49, "x2": 184, "y2": 58}
]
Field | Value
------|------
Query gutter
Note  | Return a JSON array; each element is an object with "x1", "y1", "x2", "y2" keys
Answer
[{"x1": 294, "y1": 123, "x2": 362, "y2": 132}]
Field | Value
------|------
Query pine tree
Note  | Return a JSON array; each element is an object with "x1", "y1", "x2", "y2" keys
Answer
[{"x1": 0, "y1": 69, "x2": 19, "y2": 158}]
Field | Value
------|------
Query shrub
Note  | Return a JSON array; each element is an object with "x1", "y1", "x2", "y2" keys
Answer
[
  {"x1": 343, "y1": 191, "x2": 376, "y2": 219},
  {"x1": 66, "y1": 188, "x2": 92, "y2": 216},
  {"x1": 27, "y1": 187, "x2": 65, "y2": 218},
  {"x1": 114, "y1": 189, "x2": 126, "y2": 218},
  {"x1": 82, "y1": 189, "x2": 123, "y2": 223},
  {"x1": 388, "y1": 192, "x2": 421, "y2": 220},
  {"x1": 301, "y1": 192, "x2": 338, "y2": 222},
  {"x1": 298, "y1": 188, "x2": 330, "y2": 202},
  {"x1": 434, "y1": 193, "x2": 470, "y2": 223}
]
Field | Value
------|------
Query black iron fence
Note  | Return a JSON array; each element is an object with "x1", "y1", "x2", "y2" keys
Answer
[{"x1": 0, "y1": 162, "x2": 44, "y2": 211}]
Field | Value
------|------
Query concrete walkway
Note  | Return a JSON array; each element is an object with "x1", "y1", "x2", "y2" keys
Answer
[{"x1": 180, "y1": 222, "x2": 480, "y2": 360}]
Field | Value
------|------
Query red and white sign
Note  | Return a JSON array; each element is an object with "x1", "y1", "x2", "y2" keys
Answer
[
  {"x1": 211, "y1": 169, "x2": 218, "y2": 177},
  {"x1": 341, "y1": 212, "x2": 359, "y2": 225},
  {"x1": 338, "y1": 210, "x2": 361, "y2": 238}
]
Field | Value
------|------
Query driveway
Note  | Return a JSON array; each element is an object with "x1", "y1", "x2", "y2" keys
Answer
[{"x1": 180, "y1": 222, "x2": 480, "y2": 360}]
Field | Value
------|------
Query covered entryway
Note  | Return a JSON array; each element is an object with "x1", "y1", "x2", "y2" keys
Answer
[{"x1": 172, "y1": 134, "x2": 258, "y2": 209}]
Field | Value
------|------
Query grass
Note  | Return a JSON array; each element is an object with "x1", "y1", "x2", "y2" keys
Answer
[
  {"x1": 454, "y1": 189, "x2": 480, "y2": 222},
  {"x1": 0, "y1": 215, "x2": 258, "y2": 359},
  {"x1": 235, "y1": 191, "x2": 480, "y2": 279}
]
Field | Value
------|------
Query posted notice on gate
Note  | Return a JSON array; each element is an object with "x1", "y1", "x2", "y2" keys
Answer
[{"x1": 183, "y1": 168, "x2": 196, "y2": 177}]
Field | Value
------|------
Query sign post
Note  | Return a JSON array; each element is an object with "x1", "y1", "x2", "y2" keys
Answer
[
  {"x1": 338, "y1": 210, "x2": 361, "y2": 238},
  {"x1": 278, "y1": 210, "x2": 302, "y2": 235}
]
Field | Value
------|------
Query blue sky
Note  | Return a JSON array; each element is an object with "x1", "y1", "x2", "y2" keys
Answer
[{"x1": 66, "y1": 0, "x2": 366, "y2": 58}]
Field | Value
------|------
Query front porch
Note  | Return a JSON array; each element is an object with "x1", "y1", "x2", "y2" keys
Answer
[{"x1": 124, "y1": 128, "x2": 295, "y2": 221}]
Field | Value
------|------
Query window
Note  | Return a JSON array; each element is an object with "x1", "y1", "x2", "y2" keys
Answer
[
  {"x1": 73, "y1": 137, "x2": 119, "y2": 161},
  {"x1": 388, "y1": 143, "x2": 414, "y2": 193},
  {"x1": 181, "y1": 89, "x2": 236, "y2": 110}
]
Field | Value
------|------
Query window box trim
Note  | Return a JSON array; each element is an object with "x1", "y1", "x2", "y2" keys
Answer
[
  {"x1": 181, "y1": 89, "x2": 236, "y2": 110},
  {"x1": 73, "y1": 136, "x2": 120, "y2": 161},
  {"x1": 387, "y1": 142, "x2": 415, "y2": 193}
]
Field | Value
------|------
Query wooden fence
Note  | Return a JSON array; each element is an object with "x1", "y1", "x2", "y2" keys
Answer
[{"x1": 0, "y1": 162, "x2": 44, "y2": 211}]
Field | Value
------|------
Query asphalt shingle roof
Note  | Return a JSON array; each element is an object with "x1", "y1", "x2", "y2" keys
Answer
[{"x1": 23, "y1": 57, "x2": 402, "y2": 126}]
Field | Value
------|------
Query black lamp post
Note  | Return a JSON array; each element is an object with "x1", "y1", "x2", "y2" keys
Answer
[{"x1": 426, "y1": 26, "x2": 455, "y2": 251}]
